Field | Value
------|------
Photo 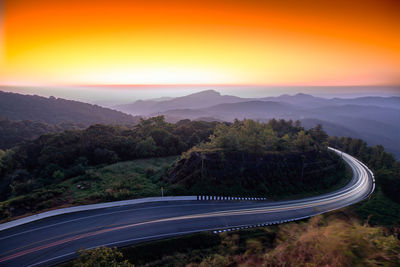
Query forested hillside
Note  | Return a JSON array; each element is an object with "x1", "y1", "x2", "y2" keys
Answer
[
  {"x1": 0, "y1": 117, "x2": 217, "y2": 219},
  {"x1": 0, "y1": 116, "x2": 399, "y2": 228},
  {"x1": 168, "y1": 119, "x2": 349, "y2": 198}
]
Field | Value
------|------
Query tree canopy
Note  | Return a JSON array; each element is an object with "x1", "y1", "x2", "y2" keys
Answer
[
  {"x1": 193, "y1": 119, "x2": 327, "y2": 154},
  {"x1": 0, "y1": 117, "x2": 217, "y2": 202}
]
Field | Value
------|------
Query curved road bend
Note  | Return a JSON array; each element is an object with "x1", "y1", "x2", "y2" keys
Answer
[{"x1": 0, "y1": 148, "x2": 374, "y2": 267}]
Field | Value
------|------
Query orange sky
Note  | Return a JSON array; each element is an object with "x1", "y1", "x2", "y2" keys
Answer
[{"x1": 1, "y1": 0, "x2": 400, "y2": 86}]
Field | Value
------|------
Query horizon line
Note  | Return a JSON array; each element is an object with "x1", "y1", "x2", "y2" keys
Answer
[{"x1": 1, "y1": 83, "x2": 400, "y2": 88}]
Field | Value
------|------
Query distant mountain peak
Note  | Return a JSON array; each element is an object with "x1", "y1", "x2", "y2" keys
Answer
[
  {"x1": 187, "y1": 89, "x2": 221, "y2": 97},
  {"x1": 293, "y1": 93, "x2": 314, "y2": 98},
  {"x1": 115, "y1": 89, "x2": 247, "y2": 115}
]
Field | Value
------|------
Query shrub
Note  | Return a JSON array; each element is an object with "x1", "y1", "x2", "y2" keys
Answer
[{"x1": 73, "y1": 246, "x2": 133, "y2": 267}]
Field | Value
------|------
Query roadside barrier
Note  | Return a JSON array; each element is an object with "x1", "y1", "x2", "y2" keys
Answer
[
  {"x1": 197, "y1": 196, "x2": 267, "y2": 201},
  {"x1": 0, "y1": 195, "x2": 266, "y2": 231}
]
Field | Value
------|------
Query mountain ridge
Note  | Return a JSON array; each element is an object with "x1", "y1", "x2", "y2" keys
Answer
[
  {"x1": 124, "y1": 90, "x2": 399, "y2": 158},
  {"x1": 0, "y1": 90, "x2": 140, "y2": 126},
  {"x1": 115, "y1": 89, "x2": 252, "y2": 115},
  {"x1": 1, "y1": 89, "x2": 399, "y2": 158}
]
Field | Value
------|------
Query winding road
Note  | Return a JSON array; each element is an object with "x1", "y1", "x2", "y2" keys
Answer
[{"x1": 0, "y1": 148, "x2": 374, "y2": 266}]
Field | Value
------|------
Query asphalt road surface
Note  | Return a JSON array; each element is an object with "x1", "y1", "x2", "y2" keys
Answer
[{"x1": 0, "y1": 148, "x2": 374, "y2": 266}]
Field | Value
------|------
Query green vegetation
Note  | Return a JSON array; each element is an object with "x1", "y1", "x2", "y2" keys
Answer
[
  {"x1": 63, "y1": 156, "x2": 177, "y2": 203},
  {"x1": 168, "y1": 150, "x2": 349, "y2": 199},
  {"x1": 62, "y1": 212, "x2": 400, "y2": 267},
  {"x1": 355, "y1": 190, "x2": 400, "y2": 227},
  {"x1": 0, "y1": 156, "x2": 177, "y2": 221},
  {"x1": 1, "y1": 116, "x2": 398, "y2": 230},
  {"x1": 193, "y1": 118, "x2": 326, "y2": 153},
  {"x1": 168, "y1": 119, "x2": 350, "y2": 199},
  {"x1": 72, "y1": 247, "x2": 133, "y2": 267},
  {"x1": 0, "y1": 115, "x2": 396, "y2": 266},
  {"x1": 0, "y1": 117, "x2": 217, "y2": 219},
  {"x1": 0, "y1": 118, "x2": 355, "y2": 220}
]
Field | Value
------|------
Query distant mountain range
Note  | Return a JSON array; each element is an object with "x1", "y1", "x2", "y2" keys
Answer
[
  {"x1": 115, "y1": 90, "x2": 250, "y2": 115},
  {"x1": 114, "y1": 90, "x2": 400, "y2": 158},
  {"x1": 0, "y1": 91, "x2": 140, "y2": 126},
  {"x1": 1, "y1": 89, "x2": 399, "y2": 158}
]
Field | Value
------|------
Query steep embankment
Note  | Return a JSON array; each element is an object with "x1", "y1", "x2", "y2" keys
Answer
[{"x1": 168, "y1": 149, "x2": 349, "y2": 199}]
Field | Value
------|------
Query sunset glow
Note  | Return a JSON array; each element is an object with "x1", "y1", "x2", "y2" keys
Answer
[{"x1": 1, "y1": 0, "x2": 400, "y2": 86}]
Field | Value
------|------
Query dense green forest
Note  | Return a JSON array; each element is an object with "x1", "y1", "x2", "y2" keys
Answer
[
  {"x1": 0, "y1": 117, "x2": 217, "y2": 198},
  {"x1": 0, "y1": 117, "x2": 217, "y2": 219},
  {"x1": 168, "y1": 119, "x2": 349, "y2": 198},
  {"x1": 0, "y1": 117, "x2": 344, "y2": 220}
]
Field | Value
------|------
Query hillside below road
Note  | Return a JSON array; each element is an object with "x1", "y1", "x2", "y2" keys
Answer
[{"x1": 0, "y1": 148, "x2": 374, "y2": 267}]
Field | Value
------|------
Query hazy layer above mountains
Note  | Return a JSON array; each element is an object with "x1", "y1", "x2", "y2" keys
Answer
[
  {"x1": 114, "y1": 90, "x2": 400, "y2": 158},
  {"x1": 3, "y1": 85, "x2": 399, "y2": 106}
]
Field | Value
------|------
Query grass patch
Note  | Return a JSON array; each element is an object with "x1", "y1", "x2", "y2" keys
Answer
[
  {"x1": 62, "y1": 156, "x2": 178, "y2": 203},
  {"x1": 0, "y1": 156, "x2": 178, "y2": 222}
]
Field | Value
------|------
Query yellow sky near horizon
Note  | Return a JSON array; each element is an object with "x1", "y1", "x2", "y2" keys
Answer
[{"x1": 1, "y1": 0, "x2": 400, "y2": 86}]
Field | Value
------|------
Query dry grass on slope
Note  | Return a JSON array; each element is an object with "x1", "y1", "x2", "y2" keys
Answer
[
  {"x1": 194, "y1": 213, "x2": 400, "y2": 267},
  {"x1": 262, "y1": 215, "x2": 399, "y2": 267}
]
